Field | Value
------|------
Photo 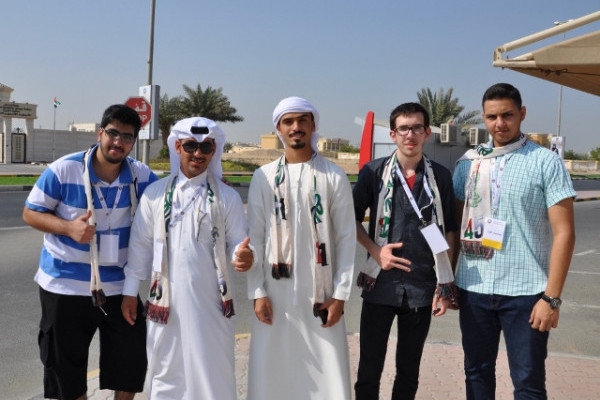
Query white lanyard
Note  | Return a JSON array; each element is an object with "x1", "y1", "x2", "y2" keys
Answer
[
  {"x1": 93, "y1": 184, "x2": 123, "y2": 232},
  {"x1": 393, "y1": 163, "x2": 433, "y2": 224},
  {"x1": 489, "y1": 155, "x2": 509, "y2": 215},
  {"x1": 170, "y1": 178, "x2": 207, "y2": 227}
]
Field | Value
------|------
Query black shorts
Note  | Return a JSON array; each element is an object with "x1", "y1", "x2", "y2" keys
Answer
[{"x1": 38, "y1": 287, "x2": 147, "y2": 400}]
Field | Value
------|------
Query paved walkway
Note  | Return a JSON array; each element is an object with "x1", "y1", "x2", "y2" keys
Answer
[{"x1": 39, "y1": 333, "x2": 600, "y2": 400}]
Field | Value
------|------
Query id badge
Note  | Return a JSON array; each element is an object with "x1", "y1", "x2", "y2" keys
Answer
[
  {"x1": 419, "y1": 222, "x2": 450, "y2": 255},
  {"x1": 99, "y1": 233, "x2": 119, "y2": 264},
  {"x1": 481, "y1": 218, "x2": 506, "y2": 250}
]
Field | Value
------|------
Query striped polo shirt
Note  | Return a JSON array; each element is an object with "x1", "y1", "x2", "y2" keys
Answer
[
  {"x1": 25, "y1": 145, "x2": 158, "y2": 296},
  {"x1": 453, "y1": 140, "x2": 576, "y2": 296}
]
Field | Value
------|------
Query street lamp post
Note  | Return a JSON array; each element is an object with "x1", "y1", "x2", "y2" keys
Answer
[{"x1": 553, "y1": 20, "x2": 572, "y2": 138}]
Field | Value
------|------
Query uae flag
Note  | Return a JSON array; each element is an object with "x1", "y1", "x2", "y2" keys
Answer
[{"x1": 53, "y1": 97, "x2": 61, "y2": 108}]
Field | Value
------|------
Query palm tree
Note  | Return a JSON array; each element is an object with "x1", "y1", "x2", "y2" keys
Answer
[
  {"x1": 417, "y1": 87, "x2": 482, "y2": 129},
  {"x1": 181, "y1": 84, "x2": 244, "y2": 123},
  {"x1": 158, "y1": 94, "x2": 185, "y2": 152},
  {"x1": 157, "y1": 84, "x2": 244, "y2": 155}
]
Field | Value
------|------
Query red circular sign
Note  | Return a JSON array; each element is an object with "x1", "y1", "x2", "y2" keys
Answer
[{"x1": 125, "y1": 97, "x2": 152, "y2": 128}]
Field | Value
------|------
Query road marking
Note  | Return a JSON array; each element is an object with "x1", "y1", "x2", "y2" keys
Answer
[
  {"x1": 571, "y1": 304, "x2": 600, "y2": 310},
  {"x1": 0, "y1": 226, "x2": 31, "y2": 231},
  {"x1": 574, "y1": 249, "x2": 598, "y2": 256},
  {"x1": 569, "y1": 270, "x2": 600, "y2": 276}
]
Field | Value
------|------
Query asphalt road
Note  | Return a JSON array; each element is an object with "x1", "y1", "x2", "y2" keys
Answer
[{"x1": 1, "y1": 188, "x2": 599, "y2": 400}]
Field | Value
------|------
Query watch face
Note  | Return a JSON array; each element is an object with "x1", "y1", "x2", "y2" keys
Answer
[
  {"x1": 551, "y1": 298, "x2": 562, "y2": 309},
  {"x1": 543, "y1": 295, "x2": 562, "y2": 309}
]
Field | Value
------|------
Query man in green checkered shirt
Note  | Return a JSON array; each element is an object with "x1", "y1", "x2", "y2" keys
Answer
[{"x1": 453, "y1": 83, "x2": 576, "y2": 400}]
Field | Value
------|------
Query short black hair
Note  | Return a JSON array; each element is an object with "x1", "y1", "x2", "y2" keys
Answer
[
  {"x1": 101, "y1": 104, "x2": 142, "y2": 136},
  {"x1": 389, "y1": 102, "x2": 430, "y2": 130},
  {"x1": 482, "y1": 83, "x2": 522, "y2": 109}
]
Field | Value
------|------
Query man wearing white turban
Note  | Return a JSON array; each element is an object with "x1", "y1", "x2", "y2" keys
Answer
[
  {"x1": 122, "y1": 117, "x2": 254, "y2": 399},
  {"x1": 246, "y1": 96, "x2": 356, "y2": 399}
]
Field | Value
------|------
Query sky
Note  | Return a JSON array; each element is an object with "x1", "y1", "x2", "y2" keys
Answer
[{"x1": 2, "y1": 1, "x2": 599, "y2": 154}]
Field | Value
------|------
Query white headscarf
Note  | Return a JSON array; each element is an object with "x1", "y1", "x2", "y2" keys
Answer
[
  {"x1": 272, "y1": 96, "x2": 320, "y2": 153},
  {"x1": 167, "y1": 117, "x2": 225, "y2": 179}
]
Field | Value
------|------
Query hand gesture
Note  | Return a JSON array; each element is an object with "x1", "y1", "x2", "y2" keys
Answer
[
  {"x1": 69, "y1": 210, "x2": 96, "y2": 244},
  {"x1": 233, "y1": 237, "x2": 253, "y2": 272},
  {"x1": 376, "y1": 242, "x2": 411, "y2": 272}
]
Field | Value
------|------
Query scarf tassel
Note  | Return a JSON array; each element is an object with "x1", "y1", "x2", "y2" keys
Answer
[
  {"x1": 460, "y1": 240, "x2": 494, "y2": 259},
  {"x1": 435, "y1": 282, "x2": 459, "y2": 308},
  {"x1": 144, "y1": 301, "x2": 170, "y2": 324},
  {"x1": 356, "y1": 271, "x2": 376, "y2": 292},
  {"x1": 222, "y1": 299, "x2": 235, "y2": 318},
  {"x1": 271, "y1": 263, "x2": 292, "y2": 280},
  {"x1": 91, "y1": 289, "x2": 106, "y2": 307}
]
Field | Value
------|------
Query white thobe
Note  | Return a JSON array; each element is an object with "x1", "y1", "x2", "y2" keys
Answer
[
  {"x1": 124, "y1": 170, "x2": 247, "y2": 400},
  {"x1": 246, "y1": 159, "x2": 356, "y2": 400}
]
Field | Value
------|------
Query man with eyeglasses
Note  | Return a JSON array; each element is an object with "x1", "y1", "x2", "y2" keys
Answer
[
  {"x1": 23, "y1": 104, "x2": 158, "y2": 400},
  {"x1": 353, "y1": 102, "x2": 458, "y2": 400},
  {"x1": 122, "y1": 117, "x2": 254, "y2": 399}
]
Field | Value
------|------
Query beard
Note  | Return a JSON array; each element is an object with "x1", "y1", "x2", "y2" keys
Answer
[
  {"x1": 290, "y1": 142, "x2": 306, "y2": 150},
  {"x1": 99, "y1": 143, "x2": 127, "y2": 164}
]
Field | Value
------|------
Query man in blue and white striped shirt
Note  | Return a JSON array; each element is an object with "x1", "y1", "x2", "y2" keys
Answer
[
  {"x1": 23, "y1": 104, "x2": 158, "y2": 400},
  {"x1": 453, "y1": 83, "x2": 576, "y2": 400}
]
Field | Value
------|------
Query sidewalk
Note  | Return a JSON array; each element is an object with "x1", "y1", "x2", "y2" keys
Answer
[{"x1": 44, "y1": 333, "x2": 600, "y2": 400}]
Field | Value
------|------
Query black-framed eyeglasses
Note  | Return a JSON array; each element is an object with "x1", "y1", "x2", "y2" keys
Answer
[
  {"x1": 393, "y1": 124, "x2": 426, "y2": 136},
  {"x1": 102, "y1": 128, "x2": 135, "y2": 144},
  {"x1": 181, "y1": 140, "x2": 215, "y2": 155}
]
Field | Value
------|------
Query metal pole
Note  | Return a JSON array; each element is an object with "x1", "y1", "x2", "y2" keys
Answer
[
  {"x1": 553, "y1": 21, "x2": 571, "y2": 138},
  {"x1": 142, "y1": 0, "x2": 156, "y2": 165},
  {"x1": 53, "y1": 105, "x2": 56, "y2": 161},
  {"x1": 557, "y1": 83, "x2": 563, "y2": 137}
]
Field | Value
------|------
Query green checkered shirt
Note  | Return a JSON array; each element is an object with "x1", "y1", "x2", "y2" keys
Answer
[{"x1": 453, "y1": 140, "x2": 576, "y2": 296}]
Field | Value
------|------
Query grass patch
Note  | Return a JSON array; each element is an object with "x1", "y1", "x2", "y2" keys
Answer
[
  {"x1": 0, "y1": 176, "x2": 38, "y2": 186},
  {"x1": 148, "y1": 159, "x2": 259, "y2": 173}
]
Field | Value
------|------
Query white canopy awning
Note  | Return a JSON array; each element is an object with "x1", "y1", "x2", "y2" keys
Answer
[{"x1": 493, "y1": 11, "x2": 600, "y2": 96}]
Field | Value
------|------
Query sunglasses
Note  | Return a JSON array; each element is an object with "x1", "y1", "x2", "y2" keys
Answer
[{"x1": 181, "y1": 140, "x2": 215, "y2": 155}]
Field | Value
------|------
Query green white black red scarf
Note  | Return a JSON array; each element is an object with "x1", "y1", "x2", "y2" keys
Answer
[
  {"x1": 457, "y1": 134, "x2": 526, "y2": 259},
  {"x1": 145, "y1": 173, "x2": 234, "y2": 324},
  {"x1": 268, "y1": 153, "x2": 332, "y2": 313},
  {"x1": 357, "y1": 153, "x2": 456, "y2": 299}
]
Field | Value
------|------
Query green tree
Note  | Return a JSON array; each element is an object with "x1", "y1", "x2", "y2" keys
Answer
[
  {"x1": 158, "y1": 94, "x2": 185, "y2": 152},
  {"x1": 224, "y1": 142, "x2": 233, "y2": 153},
  {"x1": 339, "y1": 144, "x2": 360, "y2": 153},
  {"x1": 417, "y1": 87, "x2": 482, "y2": 129},
  {"x1": 590, "y1": 146, "x2": 600, "y2": 161},
  {"x1": 564, "y1": 150, "x2": 589, "y2": 160},
  {"x1": 181, "y1": 84, "x2": 244, "y2": 123},
  {"x1": 158, "y1": 84, "x2": 243, "y2": 156}
]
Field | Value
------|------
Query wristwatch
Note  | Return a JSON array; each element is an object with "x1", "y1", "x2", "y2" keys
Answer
[{"x1": 541, "y1": 294, "x2": 562, "y2": 309}]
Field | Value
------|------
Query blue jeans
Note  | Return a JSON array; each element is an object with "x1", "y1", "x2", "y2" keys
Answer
[
  {"x1": 355, "y1": 298, "x2": 432, "y2": 400},
  {"x1": 459, "y1": 289, "x2": 549, "y2": 400}
]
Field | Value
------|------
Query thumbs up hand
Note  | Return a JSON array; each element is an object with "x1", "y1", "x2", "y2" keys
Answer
[
  {"x1": 233, "y1": 237, "x2": 254, "y2": 272},
  {"x1": 69, "y1": 210, "x2": 96, "y2": 244}
]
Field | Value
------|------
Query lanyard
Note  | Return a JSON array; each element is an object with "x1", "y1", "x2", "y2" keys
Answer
[
  {"x1": 169, "y1": 177, "x2": 207, "y2": 228},
  {"x1": 93, "y1": 184, "x2": 123, "y2": 232},
  {"x1": 489, "y1": 155, "x2": 509, "y2": 215},
  {"x1": 393, "y1": 163, "x2": 433, "y2": 224}
]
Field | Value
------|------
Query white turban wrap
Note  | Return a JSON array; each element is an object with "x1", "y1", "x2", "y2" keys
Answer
[
  {"x1": 167, "y1": 117, "x2": 225, "y2": 179},
  {"x1": 272, "y1": 96, "x2": 320, "y2": 153}
]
